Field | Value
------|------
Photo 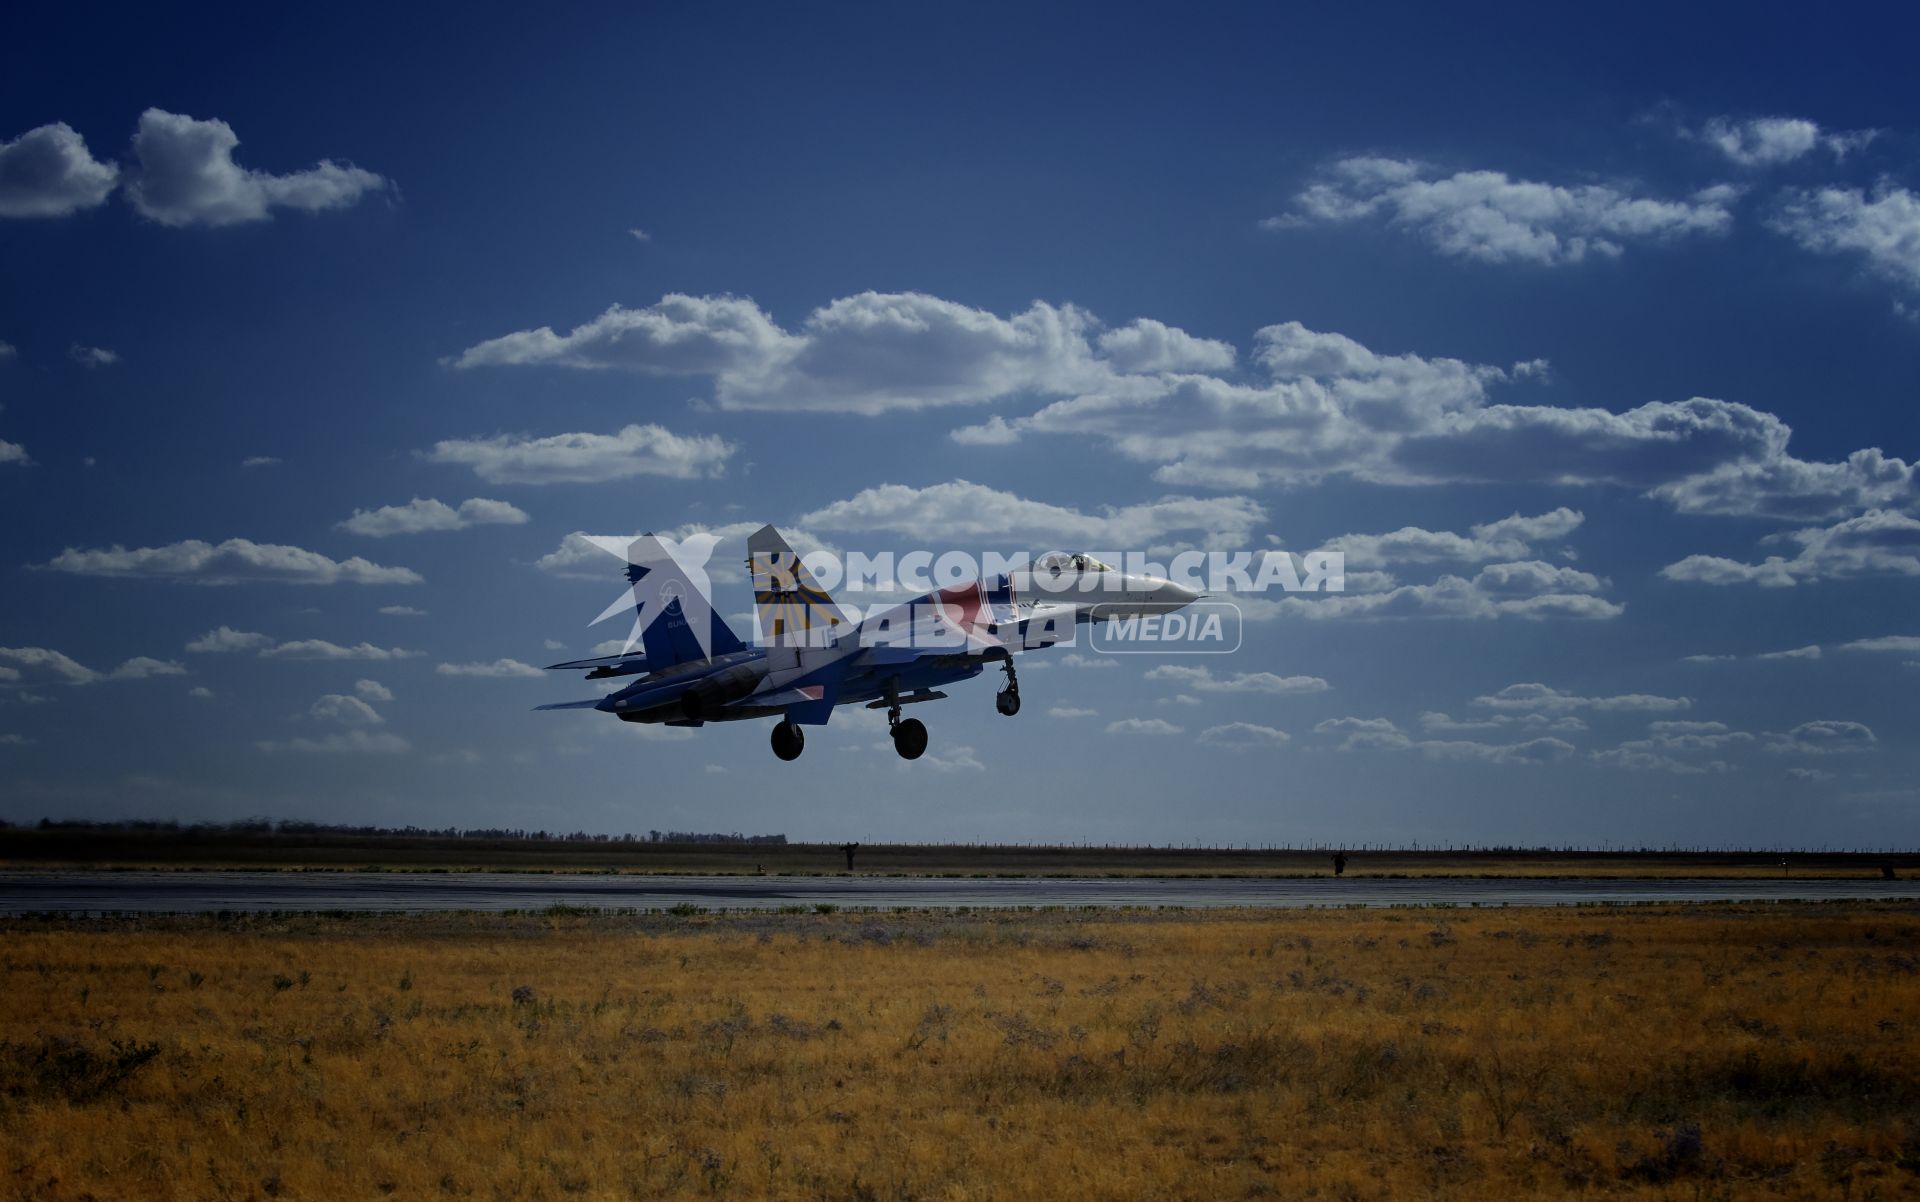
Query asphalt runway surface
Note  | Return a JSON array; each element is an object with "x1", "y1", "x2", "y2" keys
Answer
[{"x1": 3, "y1": 871, "x2": 1918, "y2": 913}]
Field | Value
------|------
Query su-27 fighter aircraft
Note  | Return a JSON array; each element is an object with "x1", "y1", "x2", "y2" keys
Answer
[{"x1": 538, "y1": 525, "x2": 1200, "y2": 761}]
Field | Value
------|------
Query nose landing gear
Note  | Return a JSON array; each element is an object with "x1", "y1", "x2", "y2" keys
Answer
[{"x1": 995, "y1": 658, "x2": 1021, "y2": 716}]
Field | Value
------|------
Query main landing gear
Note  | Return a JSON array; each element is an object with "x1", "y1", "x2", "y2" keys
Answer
[
  {"x1": 771, "y1": 721, "x2": 804, "y2": 761},
  {"x1": 883, "y1": 681, "x2": 928, "y2": 760},
  {"x1": 995, "y1": 659, "x2": 1022, "y2": 716}
]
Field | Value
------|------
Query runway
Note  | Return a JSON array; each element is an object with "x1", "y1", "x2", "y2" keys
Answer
[{"x1": 3, "y1": 870, "x2": 1918, "y2": 913}]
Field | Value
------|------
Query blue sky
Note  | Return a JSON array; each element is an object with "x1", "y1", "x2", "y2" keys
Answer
[{"x1": 3, "y1": 3, "x2": 1917, "y2": 846}]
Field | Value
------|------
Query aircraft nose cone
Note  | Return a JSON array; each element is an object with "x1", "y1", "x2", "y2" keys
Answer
[{"x1": 1157, "y1": 579, "x2": 1201, "y2": 608}]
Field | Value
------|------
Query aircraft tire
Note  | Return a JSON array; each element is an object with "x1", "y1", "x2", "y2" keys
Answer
[
  {"x1": 892, "y1": 717, "x2": 928, "y2": 760},
  {"x1": 996, "y1": 689, "x2": 1021, "y2": 716},
  {"x1": 771, "y1": 721, "x2": 805, "y2": 761}
]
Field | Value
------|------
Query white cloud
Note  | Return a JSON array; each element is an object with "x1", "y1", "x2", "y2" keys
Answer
[
  {"x1": 0, "y1": 439, "x2": 30, "y2": 466},
  {"x1": 1839, "y1": 635, "x2": 1920, "y2": 654},
  {"x1": 1418, "y1": 710, "x2": 1586, "y2": 734},
  {"x1": 1047, "y1": 705, "x2": 1097, "y2": 718},
  {"x1": 1313, "y1": 716, "x2": 1412, "y2": 751},
  {"x1": 260, "y1": 640, "x2": 420, "y2": 661},
  {"x1": 186, "y1": 626, "x2": 276, "y2": 653},
  {"x1": 125, "y1": 109, "x2": 386, "y2": 227},
  {"x1": 1311, "y1": 714, "x2": 1572, "y2": 762},
  {"x1": 1144, "y1": 665, "x2": 1328, "y2": 694},
  {"x1": 0, "y1": 647, "x2": 184, "y2": 686},
  {"x1": 1692, "y1": 115, "x2": 1875, "y2": 167},
  {"x1": 1472, "y1": 683, "x2": 1691, "y2": 713},
  {"x1": 1683, "y1": 644, "x2": 1822, "y2": 663},
  {"x1": 187, "y1": 686, "x2": 214, "y2": 699},
  {"x1": 241, "y1": 456, "x2": 282, "y2": 468},
  {"x1": 108, "y1": 656, "x2": 186, "y2": 680},
  {"x1": 0, "y1": 341, "x2": 13, "y2": 359},
  {"x1": 798, "y1": 479, "x2": 1264, "y2": 549},
  {"x1": 1096, "y1": 319, "x2": 1235, "y2": 373},
  {"x1": 1058, "y1": 653, "x2": 1117, "y2": 670},
  {"x1": 435, "y1": 659, "x2": 545, "y2": 678},
  {"x1": 338, "y1": 497, "x2": 530, "y2": 537},
  {"x1": 628, "y1": 228, "x2": 651, "y2": 242},
  {"x1": 1270, "y1": 561, "x2": 1619, "y2": 622},
  {"x1": 1199, "y1": 722, "x2": 1290, "y2": 749},
  {"x1": 423, "y1": 423, "x2": 734, "y2": 484},
  {"x1": 380, "y1": 605, "x2": 429, "y2": 617},
  {"x1": 1772, "y1": 183, "x2": 1920, "y2": 293},
  {"x1": 68, "y1": 344, "x2": 118, "y2": 367},
  {"x1": 41, "y1": 538, "x2": 423, "y2": 586},
  {"x1": 1661, "y1": 509, "x2": 1920, "y2": 587},
  {"x1": 1318, "y1": 508, "x2": 1583, "y2": 569},
  {"x1": 1764, "y1": 720, "x2": 1876, "y2": 755},
  {"x1": 0, "y1": 122, "x2": 118, "y2": 217},
  {"x1": 0, "y1": 734, "x2": 34, "y2": 746},
  {"x1": 1268, "y1": 156, "x2": 1734, "y2": 265},
  {"x1": 354, "y1": 679, "x2": 393, "y2": 702},
  {"x1": 1105, "y1": 717, "x2": 1184, "y2": 736},
  {"x1": 454, "y1": 291, "x2": 1249, "y2": 416},
  {"x1": 257, "y1": 730, "x2": 409, "y2": 754},
  {"x1": 965, "y1": 319, "x2": 1907, "y2": 522},
  {"x1": 308, "y1": 693, "x2": 384, "y2": 725},
  {"x1": 920, "y1": 744, "x2": 986, "y2": 773}
]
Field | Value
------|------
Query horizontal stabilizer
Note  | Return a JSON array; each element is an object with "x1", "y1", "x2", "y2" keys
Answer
[
  {"x1": 546, "y1": 652, "x2": 647, "y2": 672},
  {"x1": 534, "y1": 698, "x2": 607, "y2": 711}
]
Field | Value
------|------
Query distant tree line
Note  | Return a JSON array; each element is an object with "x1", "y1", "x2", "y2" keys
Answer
[{"x1": 9, "y1": 818, "x2": 786, "y2": 846}]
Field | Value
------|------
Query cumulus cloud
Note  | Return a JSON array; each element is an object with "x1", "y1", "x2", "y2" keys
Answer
[
  {"x1": 1199, "y1": 722, "x2": 1290, "y2": 749},
  {"x1": 1105, "y1": 717, "x2": 1184, "y2": 736},
  {"x1": 125, "y1": 109, "x2": 387, "y2": 227},
  {"x1": 68, "y1": 344, "x2": 118, "y2": 367},
  {"x1": 0, "y1": 647, "x2": 184, "y2": 686},
  {"x1": 1661, "y1": 509, "x2": 1920, "y2": 587},
  {"x1": 257, "y1": 730, "x2": 409, "y2": 754},
  {"x1": 435, "y1": 659, "x2": 545, "y2": 678},
  {"x1": 1418, "y1": 711, "x2": 1586, "y2": 734},
  {"x1": 1318, "y1": 508, "x2": 1583, "y2": 569},
  {"x1": 1047, "y1": 705, "x2": 1097, "y2": 718},
  {"x1": 797, "y1": 479, "x2": 1264, "y2": 548},
  {"x1": 0, "y1": 122, "x2": 118, "y2": 217},
  {"x1": 42, "y1": 538, "x2": 423, "y2": 586},
  {"x1": 354, "y1": 679, "x2": 393, "y2": 702},
  {"x1": 259, "y1": 640, "x2": 420, "y2": 661},
  {"x1": 1691, "y1": 116, "x2": 1876, "y2": 167},
  {"x1": 0, "y1": 439, "x2": 30, "y2": 466},
  {"x1": 1838, "y1": 635, "x2": 1920, "y2": 654},
  {"x1": 1269, "y1": 561, "x2": 1619, "y2": 622},
  {"x1": 453, "y1": 291, "x2": 1246, "y2": 416},
  {"x1": 379, "y1": 605, "x2": 429, "y2": 617},
  {"x1": 423, "y1": 424, "x2": 734, "y2": 484},
  {"x1": 241, "y1": 456, "x2": 282, "y2": 468},
  {"x1": 338, "y1": 497, "x2": 530, "y2": 536},
  {"x1": 1144, "y1": 665, "x2": 1328, "y2": 693},
  {"x1": 1764, "y1": 720, "x2": 1876, "y2": 755},
  {"x1": 185, "y1": 626, "x2": 276, "y2": 653},
  {"x1": 1772, "y1": 183, "x2": 1920, "y2": 293},
  {"x1": 1471, "y1": 683, "x2": 1691, "y2": 713},
  {"x1": 959, "y1": 320, "x2": 1901, "y2": 521},
  {"x1": 308, "y1": 693, "x2": 384, "y2": 725},
  {"x1": 1267, "y1": 156, "x2": 1734, "y2": 265},
  {"x1": 1682, "y1": 644, "x2": 1822, "y2": 663},
  {"x1": 1312, "y1": 715, "x2": 1573, "y2": 762}
]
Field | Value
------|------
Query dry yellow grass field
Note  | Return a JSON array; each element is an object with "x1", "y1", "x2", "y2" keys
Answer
[{"x1": 2, "y1": 904, "x2": 1916, "y2": 1200}]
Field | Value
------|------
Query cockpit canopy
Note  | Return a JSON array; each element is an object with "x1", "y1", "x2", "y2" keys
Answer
[{"x1": 1035, "y1": 551, "x2": 1116, "y2": 575}]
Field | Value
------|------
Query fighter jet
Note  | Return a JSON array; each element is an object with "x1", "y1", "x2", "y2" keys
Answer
[{"x1": 538, "y1": 526, "x2": 1199, "y2": 761}]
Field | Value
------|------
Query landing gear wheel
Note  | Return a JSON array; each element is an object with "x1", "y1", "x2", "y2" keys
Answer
[
  {"x1": 771, "y1": 721, "x2": 805, "y2": 761},
  {"x1": 891, "y1": 717, "x2": 928, "y2": 760},
  {"x1": 996, "y1": 658, "x2": 1022, "y2": 716}
]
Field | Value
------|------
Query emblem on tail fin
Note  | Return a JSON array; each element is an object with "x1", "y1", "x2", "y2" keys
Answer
[{"x1": 580, "y1": 532, "x2": 742, "y2": 667}]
